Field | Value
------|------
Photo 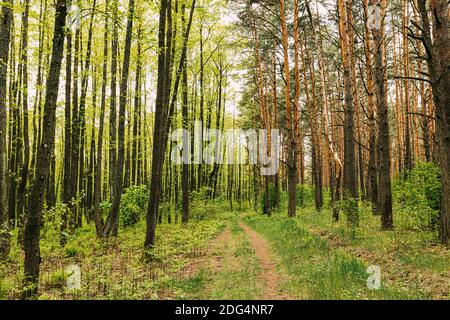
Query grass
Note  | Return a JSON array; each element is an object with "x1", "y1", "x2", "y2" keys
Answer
[
  {"x1": 297, "y1": 202, "x2": 450, "y2": 274},
  {"x1": 0, "y1": 216, "x2": 225, "y2": 300},
  {"x1": 170, "y1": 219, "x2": 263, "y2": 300},
  {"x1": 0, "y1": 196, "x2": 448, "y2": 300},
  {"x1": 244, "y1": 213, "x2": 429, "y2": 299}
]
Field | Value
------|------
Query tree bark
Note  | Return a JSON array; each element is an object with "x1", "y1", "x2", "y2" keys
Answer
[
  {"x1": 280, "y1": 0, "x2": 296, "y2": 218},
  {"x1": 22, "y1": 0, "x2": 67, "y2": 298},
  {"x1": 0, "y1": 0, "x2": 13, "y2": 259},
  {"x1": 338, "y1": 0, "x2": 358, "y2": 226},
  {"x1": 416, "y1": 0, "x2": 450, "y2": 244},
  {"x1": 103, "y1": 0, "x2": 135, "y2": 237},
  {"x1": 371, "y1": 0, "x2": 393, "y2": 229}
]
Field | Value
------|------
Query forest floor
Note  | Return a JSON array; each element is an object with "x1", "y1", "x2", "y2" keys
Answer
[
  {"x1": 167, "y1": 209, "x2": 449, "y2": 300},
  {"x1": 0, "y1": 206, "x2": 449, "y2": 300}
]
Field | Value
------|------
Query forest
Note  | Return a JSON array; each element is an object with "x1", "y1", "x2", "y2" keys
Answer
[{"x1": 0, "y1": 0, "x2": 449, "y2": 300}]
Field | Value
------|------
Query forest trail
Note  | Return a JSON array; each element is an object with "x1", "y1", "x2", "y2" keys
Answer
[
  {"x1": 238, "y1": 221, "x2": 292, "y2": 300},
  {"x1": 171, "y1": 219, "x2": 293, "y2": 299}
]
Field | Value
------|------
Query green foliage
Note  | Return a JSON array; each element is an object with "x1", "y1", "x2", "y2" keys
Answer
[
  {"x1": 297, "y1": 184, "x2": 315, "y2": 208},
  {"x1": 190, "y1": 187, "x2": 223, "y2": 221},
  {"x1": 64, "y1": 246, "x2": 79, "y2": 258},
  {"x1": 100, "y1": 201, "x2": 112, "y2": 218},
  {"x1": 41, "y1": 202, "x2": 65, "y2": 238},
  {"x1": 120, "y1": 185, "x2": 149, "y2": 227},
  {"x1": 393, "y1": 162, "x2": 441, "y2": 231},
  {"x1": 46, "y1": 270, "x2": 67, "y2": 289}
]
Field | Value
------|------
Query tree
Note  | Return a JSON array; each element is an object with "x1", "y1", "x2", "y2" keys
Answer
[
  {"x1": 370, "y1": 0, "x2": 393, "y2": 229},
  {"x1": 280, "y1": 0, "x2": 296, "y2": 218},
  {"x1": 145, "y1": 0, "x2": 196, "y2": 249},
  {"x1": 337, "y1": 0, "x2": 359, "y2": 227},
  {"x1": 22, "y1": 0, "x2": 67, "y2": 298},
  {"x1": 103, "y1": 0, "x2": 135, "y2": 237},
  {"x1": 414, "y1": 0, "x2": 450, "y2": 244},
  {"x1": 0, "y1": 0, "x2": 13, "y2": 259}
]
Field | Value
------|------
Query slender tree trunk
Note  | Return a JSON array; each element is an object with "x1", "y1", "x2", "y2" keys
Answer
[
  {"x1": 181, "y1": 2, "x2": 189, "y2": 224},
  {"x1": 103, "y1": 0, "x2": 135, "y2": 237},
  {"x1": 109, "y1": 0, "x2": 118, "y2": 202},
  {"x1": 132, "y1": 26, "x2": 142, "y2": 186},
  {"x1": 22, "y1": 0, "x2": 67, "y2": 298},
  {"x1": 371, "y1": 0, "x2": 393, "y2": 229},
  {"x1": 416, "y1": 0, "x2": 450, "y2": 244},
  {"x1": 0, "y1": 0, "x2": 13, "y2": 259},
  {"x1": 145, "y1": 0, "x2": 196, "y2": 249},
  {"x1": 280, "y1": 0, "x2": 296, "y2": 218},
  {"x1": 93, "y1": 0, "x2": 109, "y2": 237},
  {"x1": 69, "y1": 9, "x2": 81, "y2": 231},
  {"x1": 61, "y1": 28, "x2": 72, "y2": 245},
  {"x1": 338, "y1": 0, "x2": 358, "y2": 226},
  {"x1": 364, "y1": 0, "x2": 378, "y2": 214}
]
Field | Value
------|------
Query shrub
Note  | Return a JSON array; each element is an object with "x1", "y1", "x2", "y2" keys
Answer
[
  {"x1": 393, "y1": 162, "x2": 441, "y2": 231},
  {"x1": 120, "y1": 185, "x2": 149, "y2": 227},
  {"x1": 297, "y1": 184, "x2": 315, "y2": 208},
  {"x1": 191, "y1": 187, "x2": 221, "y2": 220}
]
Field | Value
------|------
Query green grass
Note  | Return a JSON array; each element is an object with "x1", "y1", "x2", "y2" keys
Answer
[
  {"x1": 1, "y1": 197, "x2": 448, "y2": 300},
  {"x1": 0, "y1": 216, "x2": 225, "y2": 300},
  {"x1": 244, "y1": 213, "x2": 426, "y2": 299},
  {"x1": 172, "y1": 219, "x2": 263, "y2": 300},
  {"x1": 297, "y1": 203, "x2": 449, "y2": 275}
]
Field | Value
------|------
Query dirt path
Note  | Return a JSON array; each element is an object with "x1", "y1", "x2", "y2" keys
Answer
[{"x1": 238, "y1": 221, "x2": 291, "y2": 300}]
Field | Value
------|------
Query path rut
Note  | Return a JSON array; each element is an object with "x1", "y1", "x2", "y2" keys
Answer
[{"x1": 238, "y1": 221, "x2": 291, "y2": 300}]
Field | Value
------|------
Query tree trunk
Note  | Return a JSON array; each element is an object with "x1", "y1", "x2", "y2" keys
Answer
[
  {"x1": 416, "y1": 0, "x2": 450, "y2": 244},
  {"x1": 280, "y1": 0, "x2": 296, "y2": 218},
  {"x1": 371, "y1": 0, "x2": 393, "y2": 229},
  {"x1": 0, "y1": 0, "x2": 13, "y2": 259},
  {"x1": 22, "y1": 0, "x2": 67, "y2": 298},
  {"x1": 145, "y1": 0, "x2": 196, "y2": 249},
  {"x1": 103, "y1": 0, "x2": 135, "y2": 237},
  {"x1": 338, "y1": 0, "x2": 358, "y2": 227},
  {"x1": 92, "y1": 0, "x2": 109, "y2": 237},
  {"x1": 181, "y1": 2, "x2": 189, "y2": 224}
]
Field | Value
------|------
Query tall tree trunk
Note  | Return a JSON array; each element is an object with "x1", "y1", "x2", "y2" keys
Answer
[
  {"x1": 132, "y1": 25, "x2": 142, "y2": 186},
  {"x1": 371, "y1": 0, "x2": 393, "y2": 229},
  {"x1": 280, "y1": 0, "x2": 296, "y2": 218},
  {"x1": 109, "y1": 0, "x2": 118, "y2": 202},
  {"x1": 338, "y1": 0, "x2": 358, "y2": 226},
  {"x1": 93, "y1": 0, "x2": 109, "y2": 237},
  {"x1": 16, "y1": 0, "x2": 31, "y2": 231},
  {"x1": 364, "y1": 0, "x2": 378, "y2": 214},
  {"x1": 61, "y1": 28, "x2": 72, "y2": 245},
  {"x1": 181, "y1": 2, "x2": 189, "y2": 224},
  {"x1": 403, "y1": 0, "x2": 413, "y2": 174},
  {"x1": 416, "y1": 0, "x2": 450, "y2": 244},
  {"x1": 69, "y1": 9, "x2": 81, "y2": 232},
  {"x1": 103, "y1": 0, "x2": 135, "y2": 237},
  {"x1": 145, "y1": 0, "x2": 196, "y2": 249},
  {"x1": 0, "y1": 0, "x2": 13, "y2": 259},
  {"x1": 22, "y1": 0, "x2": 67, "y2": 298}
]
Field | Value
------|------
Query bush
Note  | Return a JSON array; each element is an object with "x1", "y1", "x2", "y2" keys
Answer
[
  {"x1": 393, "y1": 162, "x2": 441, "y2": 231},
  {"x1": 297, "y1": 184, "x2": 315, "y2": 208},
  {"x1": 120, "y1": 185, "x2": 149, "y2": 227},
  {"x1": 191, "y1": 187, "x2": 222, "y2": 220}
]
